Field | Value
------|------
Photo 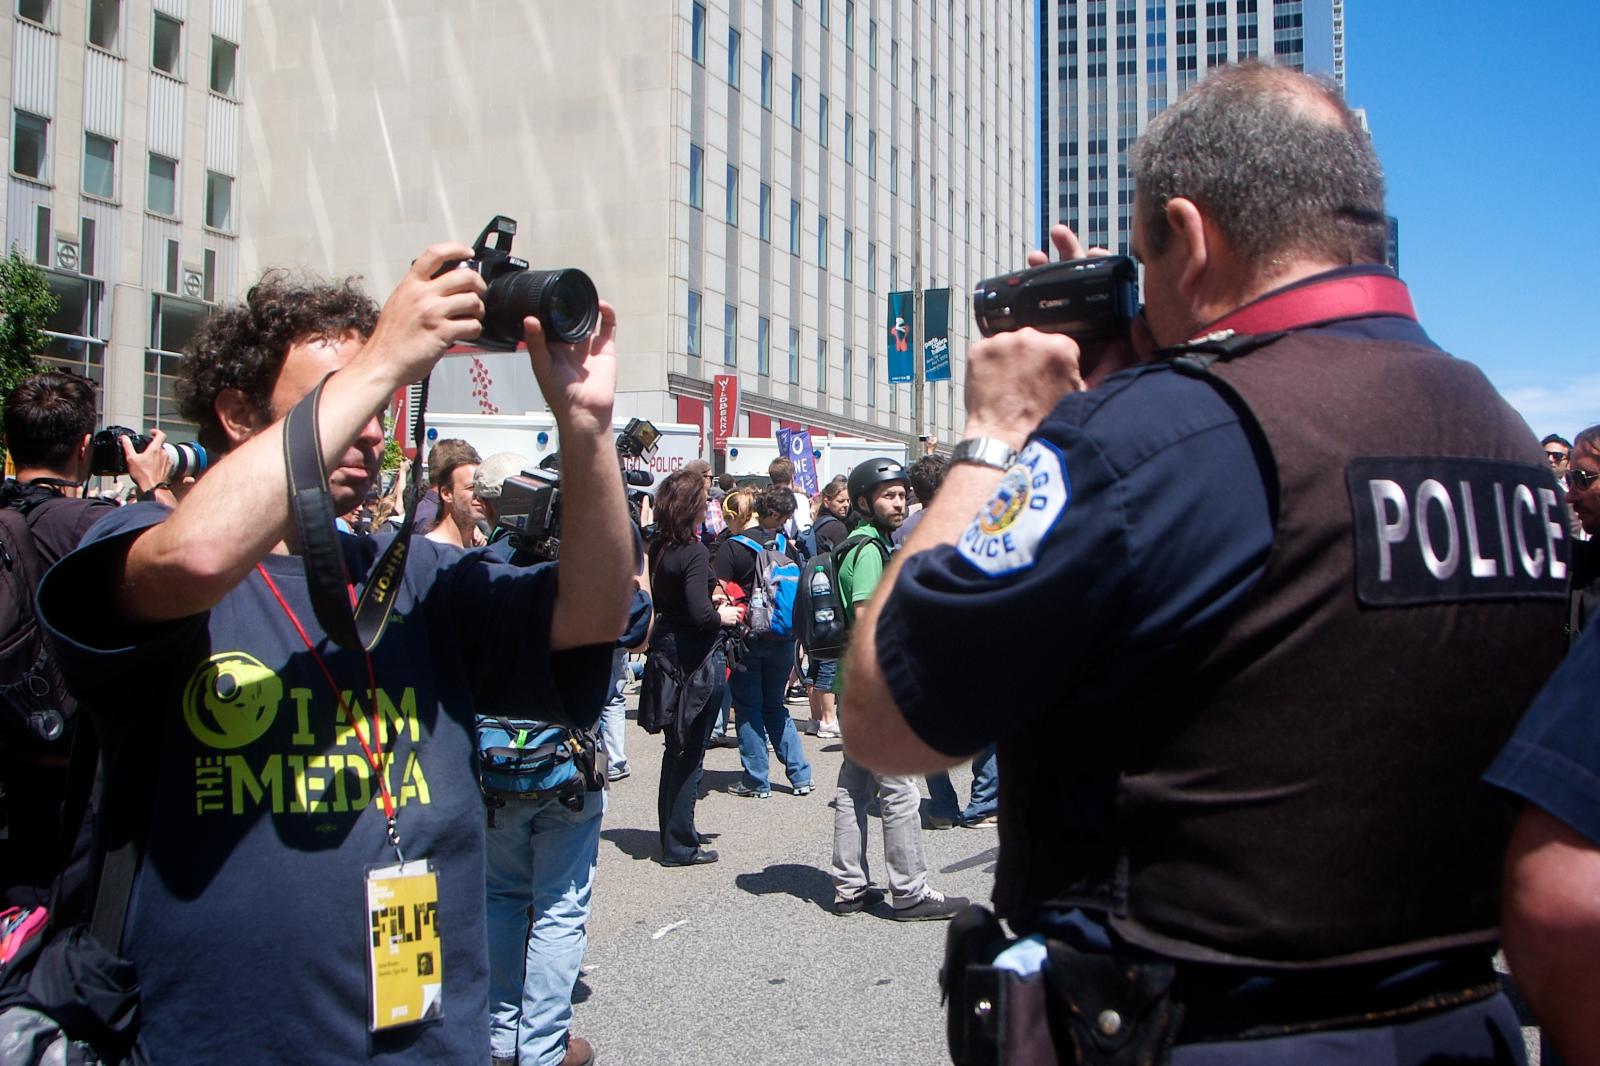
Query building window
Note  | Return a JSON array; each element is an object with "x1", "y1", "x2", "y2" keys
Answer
[
  {"x1": 12, "y1": 111, "x2": 48, "y2": 181},
  {"x1": 843, "y1": 346, "x2": 853, "y2": 401},
  {"x1": 843, "y1": 229, "x2": 853, "y2": 281},
  {"x1": 817, "y1": 338, "x2": 827, "y2": 394},
  {"x1": 867, "y1": 353, "x2": 876, "y2": 406},
  {"x1": 890, "y1": 40, "x2": 898, "y2": 85},
  {"x1": 147, "y1": 154, "x2": 177, "y2": 216},
  {"x1": 41, "y1": 272, "x2": 108, "y2": 400},
  {"x1": 788, "y1": 327, "x2": 799, "y2": 384},
  {"x1": 845, "y1": 0, "x2": 854, "y2": 47},
  {"x1": 819, "y1": 94, "x2": 829, "y2": 147},
  {"x1": 791, "y1": 75, "x2": 802, "y2": 128},
  {"x1": 145, "y1": 294, "x2": 211, "y2": 434},
  {"x1": 866, "y1": 241, "x2": 876, "y2": 289},
  {"x1": 17, "y1": 0, "x2": 51, "y2": 27},
  {"x1": 758, "y1": 315, "x2": 770, "y2": 375},
  {"x1": 726, "y1": 164, "x2": 738, "y2": 225},
  {"x1": 868, "y1": 19, "x2": 876, "y2": 67},
  {"x1": 689, "y1": 144, "x2": 703, "y2": 209},
  {"x1": 818, "y1": 215, "x2": 828, "y2": 269},
  {"x1": 687, "y1": 290, "x2": 702, "y2": 358},
  {"x1": 723, "y1": 303, "x2": 737, "y2": 366},
  {"x1": 844, "y1": 113, "x2": 854, "y2": 164},
  {"x1": 152, "y1": 12, "x2": 182, "y2": 75},
  {"x1": 867, "y1": 129, "x2": 876, "y2": 178},
  {"x1": 790, "y1": 199, "x2": 800, "y2": 255},
  {"x1": 210, "y1": 37, "x2": 238, "y2": 97},
  {"x1": 760, "y1": 52, "x2": 773, "y2": 109},
  {"x1": 890, "y1": 146, "x2": 898, "y2": 194},
  {"x1": 728, "y1": 27, "x2": 740, "y2": 87},
  {"x1": 759, "y1": 182, "x2": 771, "y2": 241},
  {"x1": 87, "y1": 0, "x2": 119, "y2": 51},
  {"x1": 691, "y1": 2, "x2": 705, "y2": 64},
  {"x1": 204, "y1": 171, "x2": 233, "y2": 230},
  {"x1": 888, "y1": 254, "x2": 897, "y2": 287},
  {"x1": 82, "y1": 134, "x2": 116, "y2": 200}
]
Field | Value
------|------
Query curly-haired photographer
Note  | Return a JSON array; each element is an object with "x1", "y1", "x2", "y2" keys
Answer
[{"x1": 34, "y1": 243, "x2": 635, "y2": 1062}]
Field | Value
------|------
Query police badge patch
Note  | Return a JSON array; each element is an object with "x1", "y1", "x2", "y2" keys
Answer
[{"x1": 956, "y1": 439, "x2": 1072, "y2": 576}]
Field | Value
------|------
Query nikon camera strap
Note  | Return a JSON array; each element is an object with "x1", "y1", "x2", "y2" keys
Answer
[{"x1": 282, "y1": 374, "x2": 430, "y2": 651}]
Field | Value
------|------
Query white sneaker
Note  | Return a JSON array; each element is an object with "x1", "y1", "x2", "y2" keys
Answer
[{"x1": 816, "y1": 724, "x2": 840, "y2": 738}]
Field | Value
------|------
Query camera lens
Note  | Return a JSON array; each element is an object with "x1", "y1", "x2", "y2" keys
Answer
[{"x1": 484, "y1": 268, "x2": 599, "y2": 347}]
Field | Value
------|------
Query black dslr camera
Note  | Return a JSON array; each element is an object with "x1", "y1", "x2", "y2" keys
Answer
[
  {"x1": 494, "y1": 420, "x2": 660, "y2": 561},
  {"x1": 450, "y1": 216, "x2": 600, "y2": 350},
  {"x1": 89, "y1": 426, "x2": 209, "y2": 478},
  {"x1": 972, "y1": 255, "x2": 1139, "y2": 340}
]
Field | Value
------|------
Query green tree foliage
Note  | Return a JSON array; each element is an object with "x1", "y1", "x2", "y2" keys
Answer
[{"x1": 0, "y1": 249, "x2": 59, "y2": 457}]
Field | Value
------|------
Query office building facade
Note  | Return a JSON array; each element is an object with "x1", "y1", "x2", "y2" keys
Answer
[
  {"x1": 1037, "y1": 0, "x2": 1342, "y2": 254},
  {"x1": 241, "y1": 0, "x2": 1033, "y2": 452},
  {"x1": 3, "y1": 0, "x2": 244, "y2": 435}
]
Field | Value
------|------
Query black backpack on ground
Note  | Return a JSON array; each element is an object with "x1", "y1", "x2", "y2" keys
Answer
[{"x1": 794, "y1": 533, "x2": 892, "y2": 661}]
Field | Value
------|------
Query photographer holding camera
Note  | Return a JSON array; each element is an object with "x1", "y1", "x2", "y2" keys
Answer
[
  {"x1": 34, "y1": 243, "x2": 633, "y2": 1062},
  {"x1": 843, "y1": 64, "x2": 1566, "y2": 1061}
]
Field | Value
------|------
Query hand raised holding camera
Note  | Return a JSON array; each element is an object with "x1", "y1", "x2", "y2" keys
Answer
[
  {"x1": 524, "y1": 300, "x2": 619, "y2": 440},
  {"x1": 360, "y1": 243, "x2": 485, "y2": 387}
]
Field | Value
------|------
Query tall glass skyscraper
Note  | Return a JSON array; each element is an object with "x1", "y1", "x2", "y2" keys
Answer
[{"x1": 1036, "y1": 0, "x2": 1343, "y2": 253}]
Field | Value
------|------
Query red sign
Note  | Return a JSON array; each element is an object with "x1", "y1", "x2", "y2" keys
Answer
[{"x1": 712, "y1": 374, "x2": 739, "y2": 450}]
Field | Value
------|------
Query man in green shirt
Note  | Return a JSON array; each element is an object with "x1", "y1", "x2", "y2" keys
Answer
[{"x1": 830, "y1": 458, "x2": 967, "y2": 920}]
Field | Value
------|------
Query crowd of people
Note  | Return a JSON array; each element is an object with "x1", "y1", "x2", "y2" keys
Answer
[{"x1": 5, "y1": 59, "x2": 1600, "y2": 1066}]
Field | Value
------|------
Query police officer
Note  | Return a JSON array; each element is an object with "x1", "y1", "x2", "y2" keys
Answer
[{"x1": 843, "y1": 63, "x2": 1566, "y2": 1062}]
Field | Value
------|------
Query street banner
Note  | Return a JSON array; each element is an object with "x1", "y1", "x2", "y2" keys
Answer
[
  {"x1": 775, "y1": 427, "x2": 821, "y2": 496},
  {"x1": 887, "y1": 290, "x2": 914, "y2": 383},
  {"x1": 712, "y1": 374, "x2": 739, "y2": 449},
  {"x1": 923, "y1": 287, "x2": 951, "y2": 382}
]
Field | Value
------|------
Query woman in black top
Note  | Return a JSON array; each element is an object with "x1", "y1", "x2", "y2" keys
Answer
[{"x1": 644, "y1": 469, "x2": 741, "y2": 865}]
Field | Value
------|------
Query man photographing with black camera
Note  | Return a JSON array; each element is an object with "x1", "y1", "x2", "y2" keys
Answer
[{"x1": 34, "y1": 242, "x2": 633, "y2": 1062}]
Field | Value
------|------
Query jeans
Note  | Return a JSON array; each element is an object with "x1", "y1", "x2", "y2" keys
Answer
[
  {"x1": 728, "y1": 638, "x2": 812, "y2": 792},
  {"x1": 599, "y1": 646, "x2": 629, "y2": 774},
  {"x1": 485, "y1": 787, "x2": 605, "y2": 1066},
  {"x1": 831, "y1": 753, "x2": 930, "y2": 907},
  {"x1": 926, "y1": 743, "x2": 1000, "y2": 822},
  {"x1": 658, "y1": 666, "x2": 723, "y2": 861}
]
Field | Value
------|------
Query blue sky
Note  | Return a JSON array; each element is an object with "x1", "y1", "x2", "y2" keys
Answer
[{"x1": 1347, "y1": 1, "x2": 1600, "y2": 441}]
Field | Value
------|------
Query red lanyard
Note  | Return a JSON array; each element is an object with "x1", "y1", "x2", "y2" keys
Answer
[
  {"x1": 256, "y1": 564, "x2": 404, "y2": 861},
  {"x1": 1191, "y1": 273, "x2": 1417, "y2": 342}
]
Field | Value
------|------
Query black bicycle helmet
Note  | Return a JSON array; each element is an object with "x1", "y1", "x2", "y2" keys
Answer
[{"x1": 848, "y1": 457, "x2": 909, "y2": 512}]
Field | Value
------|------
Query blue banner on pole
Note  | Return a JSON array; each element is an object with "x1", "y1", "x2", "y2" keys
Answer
[
  {"x1": 923, "y1": 287, "x2": 951, "y2": 382},
  {"x1": 887, "y1": 290, "x2": 914, "y2": 383},
  {"x1": 775, "y1": 427, "x2": 821, "y2": 496}
]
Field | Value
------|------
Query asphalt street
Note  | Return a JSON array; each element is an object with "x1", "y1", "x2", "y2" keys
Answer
[{"x1": 570, "y1": 688, "x2": 995, "y2": 1066}]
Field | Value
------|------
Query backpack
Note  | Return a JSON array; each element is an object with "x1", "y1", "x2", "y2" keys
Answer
[
  {"x1": 795, "y1": 533, "x2": 892, "y2": 661},
  {"x1": 729, "y1": 533, "x2": 801, "y2": 639},
  {"x1": 474, "y1": 717, "x2": 606, "y2": 815},
  {"x1": 0, "y1": 504, "x2": 75, "y2": 754}
]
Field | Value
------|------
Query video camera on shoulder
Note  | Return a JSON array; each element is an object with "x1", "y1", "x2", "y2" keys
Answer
[
  {"x1": 89, "y1": 426, "x2": 209, "y2": 478},
  {"x1": 972, "y1": 255, "x2": 1138, "y2": 340}
]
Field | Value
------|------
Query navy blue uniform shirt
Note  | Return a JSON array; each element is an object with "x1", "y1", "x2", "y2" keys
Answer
[{"x1": 877, "y1": 286, "x2": 1436, "y2": 758}]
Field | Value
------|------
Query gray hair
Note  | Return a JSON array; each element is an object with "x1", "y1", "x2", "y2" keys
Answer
[{"x1": 1133, "y1": 63, "x2": 1387, "y2": 272}]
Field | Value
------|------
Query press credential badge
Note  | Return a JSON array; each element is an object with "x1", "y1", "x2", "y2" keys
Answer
[{"x1": 365, "y1": 859, "x2": 443, "y2": 1032}]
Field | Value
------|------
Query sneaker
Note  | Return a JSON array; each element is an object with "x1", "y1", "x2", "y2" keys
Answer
[
  {"x1": 891, "y1": 889, "x2": 969, "y2": 922},
  {"x1": 833, "y1": 887, "x2": 885, "y2": 915},
  {"x1": 815, "y1": 723, "x2": 841, "y2": 738},
  {"x1": 708, "y1": 733, "x2": 740, "y2": 749},
  {"x1": 606, "y1": 766, "x2": 630, "y2": 783},
  {"x1": 963, "y1": 814, "x2": 999, "y2": 828},
  {"x1": 792, "y1": 783, "x2": 814, "y2": 796},
  {"x1": 926, "y1": 815, "x2": 957, "y2": 830},
  {"x1": 786, "y1": 685, "x2": 808, "y2": 701},
  {"x1": 728, "y1": 782, "x2": 771, "y2": 799}
]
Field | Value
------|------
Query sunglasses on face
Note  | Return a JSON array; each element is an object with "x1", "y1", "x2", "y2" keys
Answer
[
  {"x1": 1547, "y1": 450, "x2": 1569, "y2": 463},
  {"x1": 1571, "y1": 468, "x2": 1600, "y2": 491}
]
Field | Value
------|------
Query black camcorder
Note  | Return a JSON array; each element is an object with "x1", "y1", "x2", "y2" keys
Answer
[
  {"x1": 493, "y1": 420, "x2": 660, "y2": 561},
  {"x1": 448, "y1": 216, "x2": 600, "y2": 350},
  {"x1": 89, "y1": 426, "x2": 209, "y2": 479},
  {"x1": 972, "y1": 255, "x2": 1139, "y2": 340}
]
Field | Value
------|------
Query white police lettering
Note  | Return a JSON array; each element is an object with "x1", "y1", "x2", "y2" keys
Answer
[
  {"x1": 956, "y1": 439, "x2": 1071, "y2": 577},
  {"x1": 1348, "y1": 458, "x2": 1568, "y2": 606}
]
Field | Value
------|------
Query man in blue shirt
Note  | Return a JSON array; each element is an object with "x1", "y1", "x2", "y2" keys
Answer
[{"x1": 843, "y1": 63, "x2": 1562, "y2": 1063}]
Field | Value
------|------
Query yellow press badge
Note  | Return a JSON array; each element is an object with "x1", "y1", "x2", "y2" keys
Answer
[{"x1": 365, "y1": 860, "x2": 443, "y2": 1032}]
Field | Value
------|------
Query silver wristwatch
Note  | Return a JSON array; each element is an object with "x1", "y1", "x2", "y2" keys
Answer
[{"x1": 950, "y1": 436, "x2": 1019, "y2": 471}]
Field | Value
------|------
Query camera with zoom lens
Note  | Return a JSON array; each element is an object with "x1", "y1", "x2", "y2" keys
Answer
[
  {"x1": 449, "y1": 216, "x2": 600, "y2": 350},
  {"x1": 972, "y1": 255, "x2": 1139, "y2": 340},
  {"x1": 89, "y1": 426, "x2": 209, "y2": 479}
]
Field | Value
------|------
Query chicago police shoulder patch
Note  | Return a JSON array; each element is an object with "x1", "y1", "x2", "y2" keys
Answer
[{"x1": 956, "y1": 439, "x2": 1072, "y2": 577}]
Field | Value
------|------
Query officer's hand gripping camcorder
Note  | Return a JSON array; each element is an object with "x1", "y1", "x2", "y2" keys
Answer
[
  {"x1": 972, "y1": 255, "x2": 1139, "y2": 340},
  {"x1": 444, "y1": 216, "x2": 601, "y2": 350}
]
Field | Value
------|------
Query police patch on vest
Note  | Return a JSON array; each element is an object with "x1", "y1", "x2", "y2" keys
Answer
[
  {"x1": 1347, "y1": 457, "x2": 1570, "y2": 606},
  {"x1": 957, "y1": 440, "x2": 1071, "y2": 576}
]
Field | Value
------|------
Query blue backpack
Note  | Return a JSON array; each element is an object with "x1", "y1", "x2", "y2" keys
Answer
[
  {"x1": 474, "y1": 717, "x2": 604, "y2": 812},
  {"x1": 730, "y1": 533, "x2": 801, "y2": 639}
]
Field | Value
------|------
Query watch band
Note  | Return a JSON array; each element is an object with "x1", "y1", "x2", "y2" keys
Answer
[{"x1": 950, "y1": 436, "x2": 1019, "y2": 471}]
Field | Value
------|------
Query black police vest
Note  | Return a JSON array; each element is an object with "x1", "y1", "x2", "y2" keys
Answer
[{"x1": 996, "y1": 331, "x2": 1569, "y2": 968}]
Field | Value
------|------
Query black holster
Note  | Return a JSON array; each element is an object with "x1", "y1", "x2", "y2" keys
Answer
[{"x1": 942, "y1": 906, "x2": 1184, "y2": 1066}]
